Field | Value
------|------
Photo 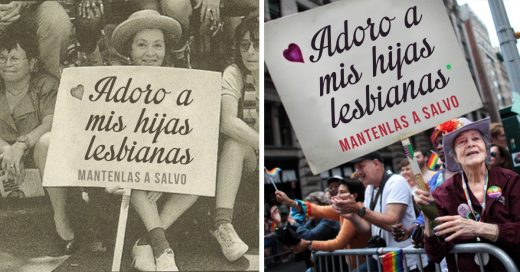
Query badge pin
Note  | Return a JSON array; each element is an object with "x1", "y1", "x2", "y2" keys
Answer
[{"x1": 487, "y1": 186, "x2": 502, "y2": 199}]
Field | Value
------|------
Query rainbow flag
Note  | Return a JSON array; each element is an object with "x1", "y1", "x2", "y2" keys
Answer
[
  {"x1": 265, "y1": 167, "x2": 282, "y2": 190},
  {"x1": 382, "y1": 249, "x2": 404, "y2": 272},
  {"x1": 265, "y1": 167, "x2": 282, "y2": 177},
  {"x1": 427, "y1": 152, "x2": 440, "y2": 170}
]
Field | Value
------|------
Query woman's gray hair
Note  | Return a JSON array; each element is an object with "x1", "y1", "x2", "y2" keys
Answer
[
  {"x1": 448, "y1": 130, "x2": 492, "y2": 168},
  {"x1": 304, "y1": 191, "x2": 330, "y2": 206}
]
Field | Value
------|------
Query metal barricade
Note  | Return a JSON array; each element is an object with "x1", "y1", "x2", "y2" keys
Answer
[{"x1": 313, "y1": 243, "x2": 518, "y2": 272}]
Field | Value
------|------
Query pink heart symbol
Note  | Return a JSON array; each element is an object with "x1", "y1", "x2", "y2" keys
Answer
[{"x1": 283, "y1": 43, "x2": 304, "y2": 63}]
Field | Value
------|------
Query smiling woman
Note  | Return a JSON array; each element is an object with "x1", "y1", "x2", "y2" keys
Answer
[
  {"x1": 110, "y1": 10, "x2": 198, "y2": 272},
  {"x1": 417, "y1": 117, "x2": 520, "y2": 271},
  {"x1": 0, "y1": 26, "x2": 77, "y2": 254}
]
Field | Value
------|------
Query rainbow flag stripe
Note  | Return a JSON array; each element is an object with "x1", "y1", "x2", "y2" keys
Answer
[
  {"x1": 427, "y1": 152, "x2": 439, "y2": 170},
  {"x1": 265, "y1": 167, "x2": 282, "y2": 176},
  {"x1": 382, "y1": 249, "x2": 404, "y2": 272}
]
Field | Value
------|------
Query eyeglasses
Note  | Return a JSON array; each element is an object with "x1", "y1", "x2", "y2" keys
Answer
[
  {"x1": 239, "y1": 40, "x2": 259, "y2": 52},
  {"x1": 490, "y1": 151, "x2": 497, "y2": 158},
  {"x1": 0, "y1": 56, "x2": 27, "y2": 65}
]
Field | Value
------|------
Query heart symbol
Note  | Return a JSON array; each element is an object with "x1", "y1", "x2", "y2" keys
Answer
[
  {"x1": 283, "y1": 43, "x2": 304, "y2": 63},
  {"x1": 70, "y1": 84, "x2": 84, "y2": 100}
]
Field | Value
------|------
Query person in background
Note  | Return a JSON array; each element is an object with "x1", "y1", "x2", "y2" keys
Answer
[
  {"x1": 332, "y1": 152, "x2": 420, "y2": 271},
  {"x1": 490, "y1": 144, "x2": 513, "y2": 170},
  {"x1": 210, "y1": 16, "x2": 258, "y2": 262},
  {"x1": 490, "y1": 122, "x2": 507, "y2": 148},
  {"x1": 400, "y1": 158, "x2": 417, "y2": 192},
  {"x1": 0, "y1": 1, "x2": 72, "y2": 78},
  {"x1": 325, "y1": 176, "x2": 341, "y2": 198},
  {"x1": 276, "y1": 178, "x2": 369, "y2": 270},
  {"x1": 418, "y1": 117, "x2": 520, "y2": 271},
  {"x1": 295, "y1": 191, "x2": 339, "y2": 241},
  {"x1": 414, "y1": 149, "x2": 436, "y2": 183},
  {"x1": 0, "y1": 27, "x2": 75, "y2": 254}
]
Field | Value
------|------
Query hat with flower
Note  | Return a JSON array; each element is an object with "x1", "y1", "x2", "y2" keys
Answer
[{"x1": 442, "y1": 117, "x2": 490, "y2": 172}]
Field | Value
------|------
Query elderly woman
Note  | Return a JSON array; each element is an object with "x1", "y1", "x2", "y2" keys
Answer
[
  {"x1": 111, "y1": 10, "x2": 198, "y2": 271},
  {"x1": 416, "y1": 117, "x2": 520, "y2": 271},
  {"x1": 0, "y1": 27, "x2": 76, "y2": 254},
  {"x1": 209, "y1": 17, "x2": 259, "y2": 262},
  {"x1": 276, "y1": 178, "x2": 370, "y2": 269}
]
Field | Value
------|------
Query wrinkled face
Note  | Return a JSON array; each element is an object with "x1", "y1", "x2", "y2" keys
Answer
[
  {"x1": 0, "y1": 44, "x2": 33, "y2": 83},
  {"x1": 239, "y1": 31, "x2": 259, "y2": 72},
  {"x1": 453, "y1": 130, "x2": 487, "y2": 169},
  {"x1": 354, "y1": 159, "x2": 380, "y2": 186},
  {"x1": 400, "y1": 165, "x2": 415, "y2": 186},
  {"x1": 414, "y1": 151, "x2": 426, "y2": 167},
  {"x1": 489, "y1": 146, "x2": 504, "y2": 167},
  {"x1": 130, "y1": 29, "x2": 166, "y2": 67}
]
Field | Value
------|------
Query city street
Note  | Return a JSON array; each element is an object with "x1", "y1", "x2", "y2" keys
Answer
[{"x1": 0, "y1": 173, "x2": 259, "y2": 272}]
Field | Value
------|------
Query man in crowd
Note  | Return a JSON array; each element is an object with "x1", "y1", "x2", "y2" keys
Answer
[
  {"x1": 414, "y1": 149, "x2": 436, "y2": 183},
  {"x1": 331, "y1": 152, "x2": 420, "y2": 271}
]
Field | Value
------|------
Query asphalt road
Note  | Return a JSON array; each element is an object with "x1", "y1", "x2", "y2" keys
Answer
[{"x1": 0, "y1": 173, "x2": 259, "y2": 271}]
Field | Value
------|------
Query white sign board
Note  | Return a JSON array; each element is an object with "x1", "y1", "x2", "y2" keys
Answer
[
  {"x1": 265, "y1": 0, "x2": 482, "y2": 174},
  {"x1": 43, "y1": 67, "x2": 221, "y2": 196}
]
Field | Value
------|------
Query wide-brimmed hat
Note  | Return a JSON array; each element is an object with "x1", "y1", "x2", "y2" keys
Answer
[
  {"x1": 443, "y1": 117, "x2": 490, "y2": 172},
  {"x1": 111, "y1": 10, "x2": 182, "y2": 56}
]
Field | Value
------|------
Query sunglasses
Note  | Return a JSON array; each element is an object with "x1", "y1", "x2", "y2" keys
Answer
[{"x1": 490, "y1": 151, "x2": 497, "y2": 158}]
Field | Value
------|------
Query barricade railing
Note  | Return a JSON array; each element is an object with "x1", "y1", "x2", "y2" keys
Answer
[{"x1": 312, "y1": 243, "x2": 518, "y2": 272}]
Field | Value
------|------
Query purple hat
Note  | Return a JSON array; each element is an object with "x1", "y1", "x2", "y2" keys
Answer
[{"x1": 443, "y1": 117, "x2": 490, "y2": 172}]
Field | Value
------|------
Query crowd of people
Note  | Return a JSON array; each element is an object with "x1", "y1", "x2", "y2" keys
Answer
[
  {"x1": 270, "y1": 117, "x2": 520, "y2": 271},
  {"x1": 0, "y1": 1, "x2": 258, "y2": 271}
]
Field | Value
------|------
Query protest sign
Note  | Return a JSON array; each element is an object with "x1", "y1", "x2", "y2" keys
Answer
[
  {"x1": 43, "y1": 67, "x2": 221, "y2": 196},
  {"x1": 265, "y1": 0, "x2": 482, "y2": 174}
]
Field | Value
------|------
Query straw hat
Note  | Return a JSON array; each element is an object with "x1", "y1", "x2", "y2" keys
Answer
[
  {"x1": 442, "y1": 117, "x2": 490, "y2": 172},
  {"x1": 111, "y1": 10, "x2": 182, "y2": 56}
]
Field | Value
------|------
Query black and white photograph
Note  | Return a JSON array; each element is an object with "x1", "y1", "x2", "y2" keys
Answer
[{"x1": 0, "y1": 0, "x2": 259, "y2": 271}]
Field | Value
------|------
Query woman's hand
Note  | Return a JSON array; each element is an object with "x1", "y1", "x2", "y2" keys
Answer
[
  {"x1": 147, "y1": 191, "x2": 163, "y2": 203},
  {"x1": 331, "y1": 193, "x2": 359, "y2": 214},
  {"x1": 78, "y1": 0, "x2": 103, "y2": 18},
  {"x1": 433, "y1": 215, "x2": 481, "y2": 242},
  {"x1": 414, "y1": 188, "x2": 435, "y2": 206},
  {"x1": 291, "y1": 239, "x2": 310, "y2": 253},
  {"x1": 275, "y1": 190, "x2": 293, "y2": 206},
  {"x1": 199, "y1": 0, "x2": 220, "y2": 24},
  {"x1": 0, "y1": 2, "x2": 22, "y2": 27},
  {"x1": 1, "y1": 143, "x2": 26, "y2": 178}
]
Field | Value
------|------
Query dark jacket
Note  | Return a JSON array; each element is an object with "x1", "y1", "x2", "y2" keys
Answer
[
  {"x1": 296, "y1": 218, "x2": 340, "y2": 241},
  {"x1": 424, "y1": 167, "x2": 520, "y2": 271}
]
